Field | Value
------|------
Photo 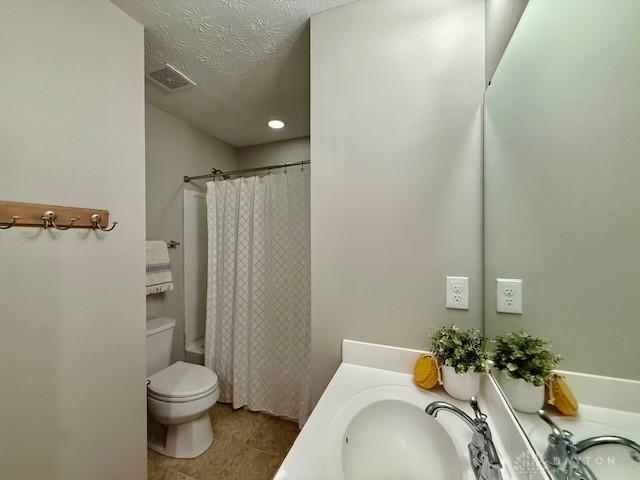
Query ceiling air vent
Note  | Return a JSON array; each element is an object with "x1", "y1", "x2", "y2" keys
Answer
[{"x1": 146, "y1": 63, "x2": 197, "y2": 92}]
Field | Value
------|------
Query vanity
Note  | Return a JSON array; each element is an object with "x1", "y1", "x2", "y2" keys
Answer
[
  {"x1": 276, "y1": 339, "x2": 639, "y2": 480},
  {"x1": 275, "y1": 340, "x2": 547, "y2": 480}
]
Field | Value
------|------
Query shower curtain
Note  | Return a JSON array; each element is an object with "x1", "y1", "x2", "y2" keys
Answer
[{"x1": 204, "y1": 168, "x2": 311, "y2": 426}]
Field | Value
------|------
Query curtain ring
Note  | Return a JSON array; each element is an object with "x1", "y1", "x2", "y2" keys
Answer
[{"x1": 0, "y1": 216, "x2": 20, "y2": 230}]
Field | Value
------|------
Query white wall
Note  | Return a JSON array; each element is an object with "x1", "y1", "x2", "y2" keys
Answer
[
  {"x1": 145, "y1": 104, "x2": 237, "y2": 361},
  {"x1": 237, "y1": 137, "x2": 310, "y2": 170},
  {"x1": 310, "y1": 0, "x2": 485, "y2": 402},
  {"x1": 484, "y1": 0, "x2": 640, "y2": 380},
  {"x1": 485, "y1": 0, "x2": 529, "y2": 85},
  {"x1": 0, "y1": 1, "x2": 146, "y2": 478}
]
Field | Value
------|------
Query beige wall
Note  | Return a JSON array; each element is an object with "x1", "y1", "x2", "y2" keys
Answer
[
  {"x1": 145, "y1": 104, "x2": 237, "y2": 362},
  {"x1": 310, "y1": 0, "x2": 485, "y2": 402},
  {"x1": 0, "y1": 1, "x2": 147, "y2": 478},
  {"x1": 484, "y1": 0, "x2": 640, "y2": 380},
  {"x1": 237, "y1": 137, "x2": 310, "y2": 170}
]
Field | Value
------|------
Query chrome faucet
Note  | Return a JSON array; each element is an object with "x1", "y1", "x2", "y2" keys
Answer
[
  {"x1": 426, "y1": 397, "x2": 503, "y2": 480},
  {"x1": 538, "y1": 410, "x2": 640, "y2": 480}
]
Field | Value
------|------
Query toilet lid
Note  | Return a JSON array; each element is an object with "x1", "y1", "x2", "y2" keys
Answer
[{"x1": 148, "y1": 361, "x2": 218, "y2": 399}]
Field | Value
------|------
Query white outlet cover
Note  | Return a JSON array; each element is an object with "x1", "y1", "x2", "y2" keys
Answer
[
  {"x1": 446, "y1": 276, "x2": 469, "y2": 310},
  {"x1": 497, "y1": 278, "x2": 522, "y2": 314}
]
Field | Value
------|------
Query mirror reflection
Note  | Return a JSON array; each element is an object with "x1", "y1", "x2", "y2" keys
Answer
[{"x1": 484, "y1": 0, "x2": 640, "y2": 479}]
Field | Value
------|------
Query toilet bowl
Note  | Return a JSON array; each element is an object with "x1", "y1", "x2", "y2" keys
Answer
[
  {"x1": 146, "y1": 318, "x2": 219, "y2": 459},
  {"x1": 147, "y1": 361, "x2": 219, "y2": 458}
]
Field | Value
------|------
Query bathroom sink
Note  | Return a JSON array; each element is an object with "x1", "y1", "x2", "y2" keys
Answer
[
  {"x1": 324, "y1": 386, "x2": 465, "y2": 480},
  {"x1": 276, "y1": 346, "x2": 528, "y2": 480}
]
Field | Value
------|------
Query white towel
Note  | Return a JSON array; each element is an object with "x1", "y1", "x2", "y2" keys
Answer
[{"x1": 146, "y1": 241, "x2": 174, "y2": 295}]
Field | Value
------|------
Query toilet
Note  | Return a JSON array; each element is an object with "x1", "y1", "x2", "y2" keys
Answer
[{"x1": 146, "y1": 317, "x2": 219, "y2": 459}]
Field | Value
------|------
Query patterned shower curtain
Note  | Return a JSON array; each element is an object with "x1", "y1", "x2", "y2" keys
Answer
[{"x1": 204, "y1": 168, "x2": 311, "y2": 426}]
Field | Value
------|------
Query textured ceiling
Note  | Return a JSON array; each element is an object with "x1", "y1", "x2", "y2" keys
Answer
[{"x1": 112, "y1": 0, "x2": 353, "y2": 146}]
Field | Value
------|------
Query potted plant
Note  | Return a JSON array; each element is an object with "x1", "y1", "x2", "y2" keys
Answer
[
  {"x1": 429, "y1": 325, "x2": 487, "y2": 400},
  {"x1": 491, "y1": 331, "x2": 561, "y2": 413}
]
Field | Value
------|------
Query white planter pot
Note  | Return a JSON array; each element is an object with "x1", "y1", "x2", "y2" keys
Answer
[
  {"x1": 441, "y1": 366, "x2": 480, "y2": 401},
  {"x1": 498, "y1": 373, "x2": 545, "y2": 413}
]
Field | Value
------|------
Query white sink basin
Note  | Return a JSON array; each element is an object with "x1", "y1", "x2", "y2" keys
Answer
[
  {"x1": 340, "y1": 399, "x2": 462, "y2": 479},
  {"x1": 324, "y1": 386, "x2": 464, "y2": 480}
]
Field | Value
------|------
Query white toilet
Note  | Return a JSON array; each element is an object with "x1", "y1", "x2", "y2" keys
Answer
[{"x1": 146, "y1": 317, "x2": 219, "y2": 459}]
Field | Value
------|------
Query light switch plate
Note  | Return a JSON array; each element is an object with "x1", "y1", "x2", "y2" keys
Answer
[
  {"x1": 497, "y1": 278, "x2": 522, "y2": 314},
  {"x1": 446, "y1": 276, "x2": 469, "y2": 310}
]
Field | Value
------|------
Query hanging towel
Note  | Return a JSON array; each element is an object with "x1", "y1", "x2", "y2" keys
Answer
[{"x1": 146, "y1": 241, "x2": 174, "y2": 295}]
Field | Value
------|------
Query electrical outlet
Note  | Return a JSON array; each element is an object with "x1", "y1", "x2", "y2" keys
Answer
[
  {"x1": 497, "y1": 278, "x2": 522, "y2": 314},
  {"x1": 446, "y1": 276, "x2": 469, "y2": 310}
]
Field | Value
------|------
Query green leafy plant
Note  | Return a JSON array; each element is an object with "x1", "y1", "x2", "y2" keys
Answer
[
  {"x1": 491, "y1": 332, "x2": 561, "y2": 387},
  {"x1": 429, "y1": 325, "x2": 488, "y2": 374}
]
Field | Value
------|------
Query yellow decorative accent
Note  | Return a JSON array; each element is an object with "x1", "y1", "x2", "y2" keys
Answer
[
  {"x1": 546, "y1": 375, "x2": 579, "y2": 416},
  {"x1": 413, "y1": 354, "x2": 440, "y2": 390}
]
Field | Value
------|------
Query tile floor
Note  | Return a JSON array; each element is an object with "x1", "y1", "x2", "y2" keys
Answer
[{"x1": 148, "y1": 403, "x2": 299, "y2": 480}]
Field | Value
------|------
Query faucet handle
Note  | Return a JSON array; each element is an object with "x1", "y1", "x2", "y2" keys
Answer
[
  {"x1": 469, "y1": 398, "x2": 500, "y2": 468},
  {"x1": 538, "y1": 410, "x2": 572, "y2": 440},
  {"x1": 478, "y1": 424, "x2": 502, "y2": 469},
  {"x1": 538, "y1": 409, "x2": 581, "y2": 476},
  {"x1": 470, "y1": 397, "x2": 487, "y2": 422}
]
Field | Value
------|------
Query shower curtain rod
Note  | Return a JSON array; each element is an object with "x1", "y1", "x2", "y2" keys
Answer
[{"x1": 183, "y1": 160, "x2": 310, "y2": 183}]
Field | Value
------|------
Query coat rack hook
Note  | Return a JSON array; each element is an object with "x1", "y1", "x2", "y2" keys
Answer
[
  {"x1": 42, "y1": 211, "x2": 57, "y2": 230},
  {"x1": 0, "y1": 216, "x2": 20, "y2": 230},
  {"x1": 91, "y1": 213, "x2": 118, "y2": 232},
  {"x1": 41, "y1": 211, "x2": 78, "y2": 230},
  {"x1": 53, "y1": 216, "x2": 79, "y2": 231}
]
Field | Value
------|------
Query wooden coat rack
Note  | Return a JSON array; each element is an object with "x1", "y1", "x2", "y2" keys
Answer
[{"x1": 0, "y1": 200, "x2": 117, "y2": 231}]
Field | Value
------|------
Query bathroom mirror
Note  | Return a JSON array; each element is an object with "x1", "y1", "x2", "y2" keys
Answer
[{"x1": 484, "y1": 0, "x2": 640, "y2": 478}]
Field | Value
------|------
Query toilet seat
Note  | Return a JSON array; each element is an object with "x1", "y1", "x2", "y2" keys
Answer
[
  {"x1": 148, "y1": 385, "x2": 217, "y2": 403},
  {"x1": 148, "y1": 361, "x2": 218, "y2": 403}
]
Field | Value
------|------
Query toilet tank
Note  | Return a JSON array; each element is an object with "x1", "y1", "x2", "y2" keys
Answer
[{"x1": 146, "y1": 317, "x2": 176, "y2": 376}]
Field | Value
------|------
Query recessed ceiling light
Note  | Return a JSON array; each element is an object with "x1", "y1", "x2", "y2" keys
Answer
[{"x1": 268, "y1": 119, "x2": 286, "y2": 129}]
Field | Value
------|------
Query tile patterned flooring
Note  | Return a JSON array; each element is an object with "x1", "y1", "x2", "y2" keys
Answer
[{"x1": 148, "y1": 403, "x2": 299, "y2": 480}]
